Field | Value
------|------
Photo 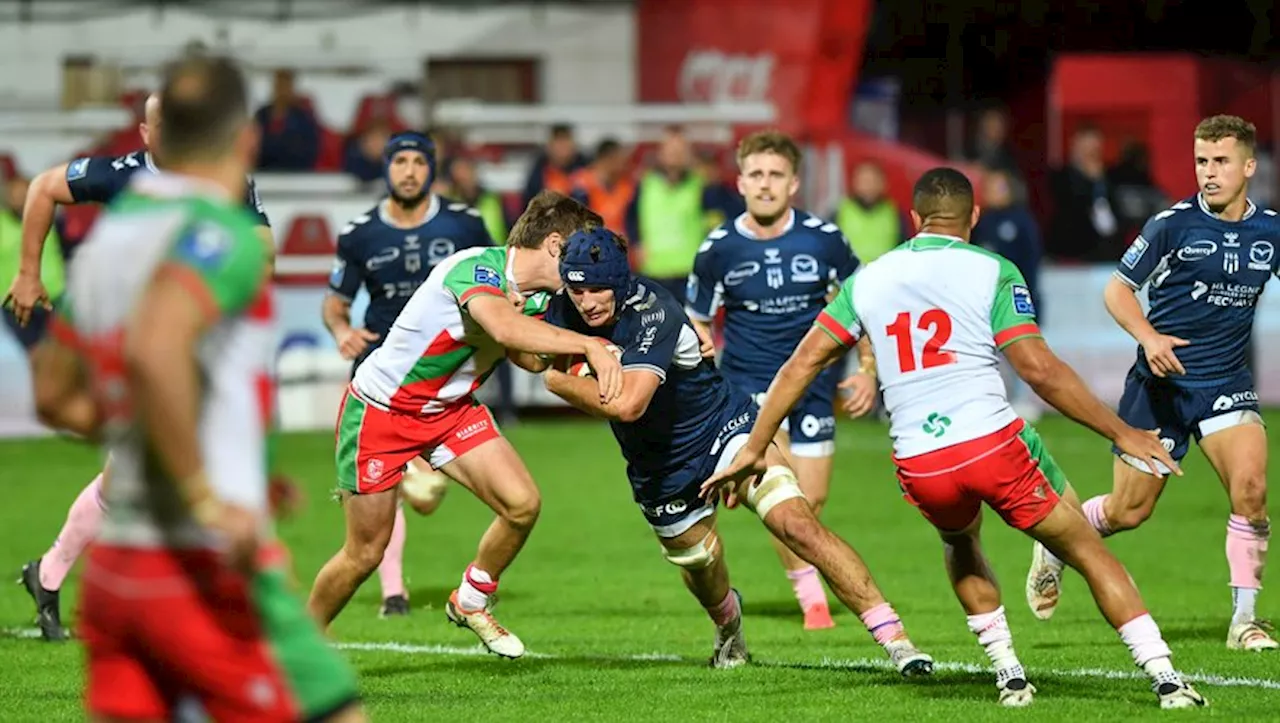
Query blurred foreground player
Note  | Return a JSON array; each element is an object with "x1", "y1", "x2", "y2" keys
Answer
[
  {"x1": 30, "y1": 55, "x2": 363, "y2": 722},
  {"x1": 324, "y1": 130, "x2": 491, "y2": 617},
  {"x1": 1027, "y1": 115, "x2": 1278, "y2": 651},
  {"x1": 10, "y1": 89, "x2": 273, "y2": 642},
  {"x1": 707, "y1": 168, "x2": 1205, "y2": 708},
  {"x1": 542, "y1": 226, "x2": 934, "y2": 674},
  {"x1": 308, "y1": 191, "x2": 623, "y2": 658},
  {"x1": 687, "y1": 131, "x2": 866, "y2": 630}
]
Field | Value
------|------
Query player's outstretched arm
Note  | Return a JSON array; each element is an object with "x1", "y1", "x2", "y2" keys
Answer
[
  {"x1": 545, "y1": 365, "x2": 657, "y2": 423},
  {"x1": 29, "y1": 335, "x2": 101, "y2": 440},
  {"x1": 4, "y1": 163, "x2": 75, "y2": 325},
  {"x1": 1003, "y1": 336, "x2": 1181, "y2": 477},
  {"x1": 702, "y1": 326, "x2": 845, "y2": 498},
  {"x1": 468, "y1": 294, "x2": 623, "y2": 402},
  {"x1": 1103, "y1": 276, "x2": 1188, "y2": 377}
]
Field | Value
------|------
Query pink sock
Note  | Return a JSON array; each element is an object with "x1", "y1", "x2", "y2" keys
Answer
[
  {"x1": 707, "y1": 590, "x2": 741, "y2": 627},
  {"x1": 40, "y1": 474, "x2": 106, "y2": 591},
  {"x1": 458, "y1": 564, "x2": 498, "y2": 611},
  {"x1": 377, "y1": 504, "x2": 407, "y2": 599},
  {"x1": 859, "y1": 602, "x2": 906, "y2": 646},
  {"x1": 1227, "y1": 515, "x2": 1269, "y2": 623},
  {"x1": 1083, "y1": 495, "x2": 1114, "y2": 537},
  {"x1": 786, "y1": 565, "x2": 827, "y2": 611}
]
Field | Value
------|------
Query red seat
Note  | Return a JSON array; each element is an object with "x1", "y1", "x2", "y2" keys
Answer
[{"x1": 276, "y1": 214, "x2": 335, "y2": 286}]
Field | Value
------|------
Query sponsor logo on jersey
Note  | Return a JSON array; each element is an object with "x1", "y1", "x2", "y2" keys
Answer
[
  {"x1": 922, "y1": 412, "x2": 952, "y2": 439},
  {"x1": 366, "y1": 246, "x2": 401, "y2": 270},
  {"x1": 764, "y1": 248, "x2": 782, "y2": 264},
  {"x1": 1223, "y1": 231, "x2": 1241, "y2": 247},
  {"x1": 1176, "y1": 239, "x2": 1217, "y2": 261},
  {"x1": 1121, "y1": 236, "x2": 1149, "y2": 269},
  {"x1": 724, "y1": 261, "x2": 760, "y2": 286},
  {"x1": 790, "y1": 254, "x2": 820, "y2": 283},
  {"x1": 641, "y1": 308, "x2": 666, "y2": 327},
  {"x1": 428, "y1": 238, "x2": 456, "y2": 264},
  {"x1": 473, "y1": 265, "x2": 502, "y2": 288},
  {"x1": 175, "y1": 223, "x2": 231, "y2": 269},
  {"x1": 1011, "y1": 284, "x2": 1035, "y2": 315},
  {"x1": 1249, "y1": 240, "x2": 1274, "y2": 271},
  {"x1": 1191, "y1": 281, "x2": 1209, "y2": 300},
  {"x1": 637, "y1": 325, "x2": 658, "y2": 355},
  {"x1": 1160, "y1": 437, "x2": 1175, "y2": 452},
  {"x1": 329, "y1": 258, "x2": 347, "y2": 286},
  {"x1": 799, "y1": 414, "x2": 836, "y2": 439},
  {"x1": 1212, "y1": 390, "x2": 1259, "y2": 411},
  {"x1": 67, "y1": 157, "x2": 89, "y2": 181},
  {"x1": 766, "y1": 267, "x2": 785, "y2": 289}
]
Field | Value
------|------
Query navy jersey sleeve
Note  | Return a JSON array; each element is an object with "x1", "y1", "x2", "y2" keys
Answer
[
  {"x1": 620, "y1": 307, "x2": 681, "y2": 382},
  {"x1": 327, "y1": 227, "x2": 364, "y2": 300},
  {"x1": 830, "y1": 228, "x2": 860, "y2": 281},
  {"x1": 459, "y1": 207, "x2": 496, "y2": 248},
  {"x1": 243, "y1": 177, "x2": 271, "y2": 227},
  {"x1": 1115, "y1": 210, "x2": 1177, "y2": 288},
  {"x1": 686, "y1": 236, "x2": 722, "y2": 320},
  {"x1": 65, "y1": 155, "x2": 126, "y2": 204}
]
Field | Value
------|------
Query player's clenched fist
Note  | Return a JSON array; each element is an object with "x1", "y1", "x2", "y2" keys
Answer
[
  {"x1": 336, "y1": 326, "x2": 379, "y2": 360},
  {"x1": 838, "y1": 371, "x2": 877, "y2": 418},
  {"x1": 1139, "y1": 332, "x2": 1190, "y2": 377}
]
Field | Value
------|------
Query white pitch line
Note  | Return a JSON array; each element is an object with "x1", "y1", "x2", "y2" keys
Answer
[
  {"x1": 335, "y1": 640, "x2": 1280, "y2": 691},
  {"x1": 6, "y1": 629, "x2": 1277, "y2": 692}
]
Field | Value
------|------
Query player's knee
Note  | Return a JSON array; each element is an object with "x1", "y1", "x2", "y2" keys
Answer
[
  {"x1": 1110, "y1": 499, "x2": 1156, "y2": 532},
  {"x1": 662, "y1": 529, "x2": 720, "y2": 570},
  {"x1": 498, "y1": 487, "x2": 541, "y2": 531},
  {"x1": 343, "y1": 537, "x2": 387, "y2": 573}
]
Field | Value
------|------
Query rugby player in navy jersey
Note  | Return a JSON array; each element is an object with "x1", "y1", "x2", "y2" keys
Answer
[
  {"x1": 538, "y1": 226, "x2": 933, "y2": 673},
  {"x1": 7, "y1": 92, "x2": 274, "y2": 641},
  {"x1": 686, "y1": 130, "x2": 873, "y2": 629},
  {"x1": 1027, "y1": 115, "x2": 1278, "y2": 652},
  {"x1": 323, "y1": 131, "x2": 493, "y2": 617}
]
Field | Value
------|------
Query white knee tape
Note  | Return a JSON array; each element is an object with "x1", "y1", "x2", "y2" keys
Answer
[
  {"x1": 662, "y1": 530, "x2": 719, "y2": 570},
  {"x1": 746, "y1": 466, "x2": 806, "y2": 520}
]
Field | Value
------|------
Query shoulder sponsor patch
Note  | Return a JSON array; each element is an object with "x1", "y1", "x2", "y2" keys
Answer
[
  {"x1": 329, "y1": 258, "x2": 346, "y2": 286},
  {"x1": 473, "y1": 264, "x2": 502, "y2": 288},
  {"x1": 66, "y1": 157, "x2": 90, "y2": 181},
  {"x1": 1011, "y1": 283, "x2": 1035, "y2": 315},
  {"x1": 174, "y1": 223, "x2": 233, "y2": 269},
  {"x1": 1121, "y1": 236, "x2": 1149, "y2": 269}
]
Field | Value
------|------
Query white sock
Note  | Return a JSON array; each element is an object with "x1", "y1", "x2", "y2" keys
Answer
[
  {"x1": 1117, "y1": 613, "x2": 1178, "y2": 685},
  {"x1": 1232, "y1": 587, "x2": 1260, "y2": 626},
  {"x1": 458, "y1": 565, "x2": 495, "y2": 611},
  {"x1": 966, "y1": 606, "x2": 1024, "y2": 683}
]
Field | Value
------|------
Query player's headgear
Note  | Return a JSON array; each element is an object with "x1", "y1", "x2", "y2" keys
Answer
[
  {"x1": 560, "y1": 226, "x2": 632, "y2": 301},
  {"x1": 382, "y1": 131, "x2": 436, "y2": 194}
]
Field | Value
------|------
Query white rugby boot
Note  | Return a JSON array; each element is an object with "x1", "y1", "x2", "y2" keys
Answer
[
  {"x1": 1025, "y1": 542, "x2": 1064, "y2": 621},
  {"x1": 1227, "y1": 619, "x2": 1279, "y2": 652},
  {"x1": 710, "y1": 589, "x2": 749, "y2": 669},
  {"x1": 446, "y1": 589, "x2": 525, "y2": 659}
]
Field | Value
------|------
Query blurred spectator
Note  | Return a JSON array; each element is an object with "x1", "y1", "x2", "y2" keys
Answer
[
  {"x1": 1109, "y1": 140, "x2": 1168, "y2": 241},
  {"x1": 447, "y1": 155, "x2": 509, "y2": 244},
  {"x1": 1047, "y1": 125, "x2": 1121, "y2": 262},
  {"x1": 832, "y1": 160, "x2": 907, "y2": 264},
  {"x1": 428, "y1": 126, "x2": 460, "y2": 197},
  {"x1": 254, "y1": 69, "x2": 320, "y2": 171},
  {"x1": 342, "y1": 120, "x2": 393, "y2": 183},
  {"x1": 625, "y1": 126, "x2": 708, "y2": 300},
  {"x1": 1, "y1": 174, "x2": 65, "y2": 348},
  {"x1": 570, "y1": 138, "x2": 635, "y2": 234},
  {"x1": 522, "y1": 123, "x2": 587, "y2": 206},
  {"x1": 968, "y1": 106, "x2": 1024, "y2": 183},
  {"x1": 695, "y1": 147, "x2": 745, "y2": 230},
  {"x1": 973, "y1": 168, "x2": 1045, "y2": 421}
]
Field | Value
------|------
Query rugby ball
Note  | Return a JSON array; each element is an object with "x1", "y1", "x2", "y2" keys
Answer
[{"x1": 401, "y1": 459, "x2": 451, "y2": 511}]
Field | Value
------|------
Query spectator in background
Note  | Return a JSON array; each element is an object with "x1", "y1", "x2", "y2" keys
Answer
[
  {"x1": 447, "y1": 155, "x2": 509, "y2": 244},
  {"x1": 1109, "y1": 140, "x2": 1167, "y2": 242},
  {"x1": 968, "y1": 106, "x2": 1024, "y2": 183},
  {"x1": 626, "y1": 125, "x2": 708, "y2": 299},
  {"x1": 428, "y1": 126, "x2": 460, "y2": 197},
  {"x1": 254, "y1": 68, "x2": 320, "y2": 171},
  {"x1": 695, "y1": 147, "x2": 745, "y2": 230},
  {"x1": 1048, "y1": 125, "x2": 1120, "y2": 261},
  {"x1": 342, "y1": 120, "x2": 393, "y2": 183},
  {"x1": 570, "y1": 138, "x2": 635, "y2": 234},
  {"x1": 973, "y1": 167, "x2": 1045, "y2": 421},
  {"x1": 1, "y1": 174, "x2": 64, "y2": 349},
  {"x1": 833, "y1": 160, "x2": 906, "y2": 264},
  {"x1": 521, "y1": 123, "x2": 586, "y2": 206}
]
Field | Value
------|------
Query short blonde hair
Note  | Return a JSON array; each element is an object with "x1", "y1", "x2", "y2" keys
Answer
[
  {"x1": 736, "y1": 130, "x2": 802, "y2": 174},
  {"x1": 1195, "y1": 115, "x2": 1256, "y2": 155}
]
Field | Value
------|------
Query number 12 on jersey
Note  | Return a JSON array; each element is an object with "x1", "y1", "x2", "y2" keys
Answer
[{"x1": 885, "y1": 309, "x2": 956, "y2": 373}]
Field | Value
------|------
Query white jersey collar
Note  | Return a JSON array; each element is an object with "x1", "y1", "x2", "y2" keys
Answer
[
  {"x1": 733, "y1": 208, "x2": 796, "y2": 239},
  {"x1": 378, "y1": 193, "x2": 440, "y2": 229},
  {"x1": 1197, "y1": 192, "x2": 1256, "y2": 221}
]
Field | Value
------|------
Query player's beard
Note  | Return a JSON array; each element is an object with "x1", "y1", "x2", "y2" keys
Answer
[
  {"x1": 749, "y1": 207, "x2": 787, "y2": 227},
  {"x1": 391, "y1": 186, "x2": 428, "y2": 209}
]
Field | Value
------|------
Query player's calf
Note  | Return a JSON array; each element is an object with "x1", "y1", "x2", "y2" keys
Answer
[
  {"x1": 307, "y1": 489, "x2": 398, "y2": 627},
  {"x1": 746, "y1": 465, "x2": 932, "y2": 676},
  {"x1": 659, "y1": 520, "x2": 749, "y2": 668}
]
